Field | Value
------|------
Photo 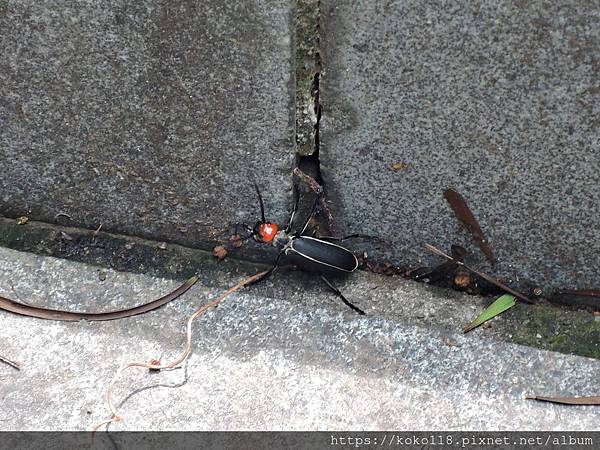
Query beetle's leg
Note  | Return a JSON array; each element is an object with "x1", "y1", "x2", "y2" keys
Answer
[
  {"x1": 320, "y1": 276, "x2": 365, "y2": 315},
  {"x1": 234, "y1": 223, "x2": 255, "y2": 241},
  {"x1": 298, "y1": 195, "x2": 319, "y2": 236},
  {"x1": 246, "y1": 250, "x2": 285, "y2": 286}
]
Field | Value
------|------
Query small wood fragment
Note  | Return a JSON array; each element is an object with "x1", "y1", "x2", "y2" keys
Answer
[
  {"x1": 212, "y1": 246, "x2": 228, "y2": 260},
  {"x1": 230, "y1": 234, "x2": 243, "y2": 248},
  {"x1": 92, "y1": 223, "x2": 103, "y2": 237}
]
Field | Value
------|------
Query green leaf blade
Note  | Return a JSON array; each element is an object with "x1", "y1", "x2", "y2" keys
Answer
[{"x1": 463, "y1": 294, "x2": 516, "y2": 333}]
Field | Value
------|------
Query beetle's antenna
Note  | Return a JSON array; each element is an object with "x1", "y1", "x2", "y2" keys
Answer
[
  {"x1": 254, "y1": 182, "x2": 266, "y2": 223},
  {"x1": 299, "y1": 195, "x2": 319, "y2": 235},
  {"x1": 286, "y1": 184, "x2": 300, "y2": 233}
]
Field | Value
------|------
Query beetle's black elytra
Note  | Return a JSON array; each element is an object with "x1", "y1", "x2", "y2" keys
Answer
[
  {"x1": 286, "y1": 236, "x2": 358, "y2": 276},
  {"x1": 247, "y1": 184, "x2": 365, "y2": 315}
]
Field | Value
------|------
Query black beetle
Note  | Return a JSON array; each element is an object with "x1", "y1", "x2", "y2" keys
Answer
[{"x1": 241, "y1": 184, "x2": 366, "y2": 315}]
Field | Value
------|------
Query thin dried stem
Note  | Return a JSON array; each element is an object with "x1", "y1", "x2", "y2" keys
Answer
[
  {"x1": 0, "y1": 354, "x2": 21, "y2": 370},
  {"x1": 526, "y1": 394, "x2": 600, "y2": 405},
  {"x1": 93, "y1": 270, "x2": 268, "y2": 432},
  {"x1": 424, "y1": 244, "x2": 533, "y2": 304}
]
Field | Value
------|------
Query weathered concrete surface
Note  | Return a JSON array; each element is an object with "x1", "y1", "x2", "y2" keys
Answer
[
  {"x1": 319, "y1": 0, "x2": 600, "y2": 292},
  {"x1": 0, "y1": 1, "x2": 294, "y2": 255},
  {"x1": 1, "y1": 247, "x2": 600, "y2": 431}
]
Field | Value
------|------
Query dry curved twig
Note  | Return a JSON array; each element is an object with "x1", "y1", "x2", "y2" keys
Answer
[
  {"x1": 0, "y1": 276, "x2": 198, "y2": 321},
  {"x1": 93, "y1": 270, "x2": 268, "y2": 432}
]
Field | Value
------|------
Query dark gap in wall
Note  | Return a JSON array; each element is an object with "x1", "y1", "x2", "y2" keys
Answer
[{"x1": 293, "y1": 0, "x2": 336, "y2": 235}]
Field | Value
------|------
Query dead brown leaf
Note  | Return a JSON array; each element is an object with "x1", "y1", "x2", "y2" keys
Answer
[{"x1": 444, "y1": 188, "x2": 496, "y2": 265}]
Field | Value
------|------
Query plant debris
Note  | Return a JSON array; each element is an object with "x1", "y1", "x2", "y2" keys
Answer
[
  {"x1": 293, "y1": 167, "x2": 323, "y2": 195},
  {"x1": 411, "y1": 245, "x2": 481, "y2": 290},
  {"x1": 444, "y1": 188, "x2": 496, "y2": 265},
  {"x1": 363, "y1": 260, "x2": 404, "y2": 276},
  {"x1": 557, "y1": 289, "x2": 600, "y2": 297},
  {"x1": 0, "y1": 354, "x2": 21, "y2": 371},
  {"x1": 424, "y1": 243, "x2": 533, "y2": 304},
  {"x1": 454, "y1": 269, "x2": 471, "y2": 288},
  {"x1": 547, "y1": 289, "x2": 600, "y2": 309},
  {"x1": 526, "y1": 394, "x2": 600, "y2": 405},
  {"x1": 0, "y1": 276, "x2": 198, "y2": 321},
  {"x1": 463, "y1": 294, "x2": 516, "y2": 333},
  {"x1": 229, "y1": 234, "x2": 243, "y2": 248},
  {"x1": 60, "y1": 232, "x2": 74, "y2": 241},
  {"x1": 92, "y1": 224, "x2": 103, "y2": 237},
  {"x1": 292, "y1": 167, "x2": 337, "y2": 234},
  {"x1": 212, "y1": 245, "x2": 228, "y2": 260}
]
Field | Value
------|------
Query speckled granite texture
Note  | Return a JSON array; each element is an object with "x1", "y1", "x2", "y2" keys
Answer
[
  {"x1": 1, "y1": 247, "x2": 599, "y2": 431},
  {"x1": 319, "y1": 0, "x2": 600, "y2": 291},
  {"x1": 0, "y1": 1, "x2": 294, "y2": 251},
  {"x1": 1, "y1": 0, "x2": 599, "y2": 292}
]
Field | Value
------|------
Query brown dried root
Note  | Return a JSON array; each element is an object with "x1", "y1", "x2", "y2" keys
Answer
[{"x1": 93, "y1": 270, "x2": 268, "y2": 432}]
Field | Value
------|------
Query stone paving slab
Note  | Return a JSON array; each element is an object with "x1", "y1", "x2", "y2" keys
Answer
[
  {"x1": 0, "y1": 0, "x2": 294, "y2": 253},
  {"x1": 1, "y1": 247, "x2": 599, "y2": 431},
  {"x1": 319, "y1": 0, "x2": 600, "y2": 292}
]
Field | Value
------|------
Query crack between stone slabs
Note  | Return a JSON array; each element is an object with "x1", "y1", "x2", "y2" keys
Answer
[
  {"x1": 289, "y1": 2, "x2": 600, "y2": 325},
  {"x1": 293, "y1": 0, "x2": 336, "y2": 235}
]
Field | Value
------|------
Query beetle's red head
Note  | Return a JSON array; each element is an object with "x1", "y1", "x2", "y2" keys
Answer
[
  {"x1": 253, "y1": 222, "x2": 279, "y2": 243},
  {"x1": 251, "y1": 183, "x2": 280, "y2": 243}
]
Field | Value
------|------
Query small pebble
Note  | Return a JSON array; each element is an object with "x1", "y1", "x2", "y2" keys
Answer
[{"x1": 60, "y1": 232, "x2": 73, "y2": 241}]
